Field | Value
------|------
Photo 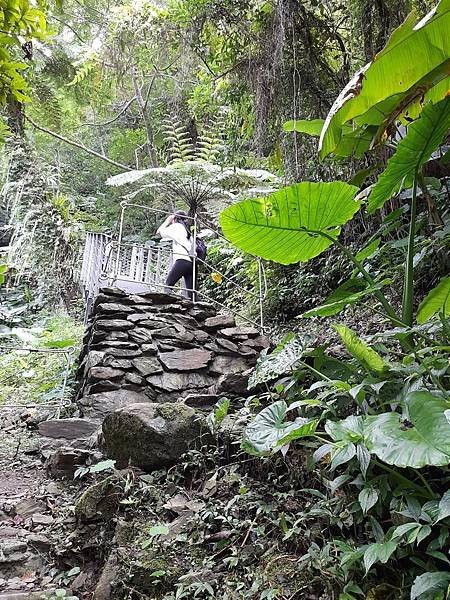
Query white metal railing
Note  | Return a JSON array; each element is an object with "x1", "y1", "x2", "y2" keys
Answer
[{"x1": 79, "y1": 204, "x2": 267, "y2": 329}]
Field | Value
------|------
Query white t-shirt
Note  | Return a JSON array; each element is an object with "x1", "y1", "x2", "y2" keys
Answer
[{"x1": 158, "y1": 222, "x2": 192, "y2": 262}]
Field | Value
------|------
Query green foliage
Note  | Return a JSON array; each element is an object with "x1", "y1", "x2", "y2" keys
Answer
[
  {"x1": 364, "y1": 391, "x2": 450, "y2": 468},
  {"x1": 303, "y1": 278, "x2": 390, "y2": 318},
  {"x1": 0, "y1": 314, "x2": 82, "y2": 406},
  {"x1": 0, "y1": 0, "x2": 47, "y2": 105},
  {"x1": 410, "y1": 572, "x2": 450, "y2": 599},
  {"x1": 368, "y1": 99, "x2": 450, "y2": 213},
  {"x1": 242, "y1": 400, "x2": 317, "y2": 456},
  {"x1": 248, "y1": 333, "x2": 312, "y2": 388},
  {"x1": 417, "y1": 276, "x2": 450, "y2": 323},
  {"x1": 319, "y1": 0, "x2": 450, "y2": 158},
  {"x1": 333, "y1": 324, "x2": 389, "y2": 374},
  {"x1": 220, "y1": 182, "x2": 360, "y2": 264},
  {"x1": 282, "y1": 119, "x2": 324, "y2": 135}
]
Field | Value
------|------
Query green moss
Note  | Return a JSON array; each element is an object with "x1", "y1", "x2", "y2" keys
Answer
[
  {"x1": 75, "y1": 476, "x2": 121, "y2": 521},
  {"x1": 155, "y1": 402, "x2": 192, "y2": 422}
]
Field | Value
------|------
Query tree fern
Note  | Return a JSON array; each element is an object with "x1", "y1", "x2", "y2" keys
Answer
[
  {"x1": 162, "y1": 117, "x2": 195, "y2": 163},
  {"x1": 195, "y1": 117, "x2": 225, "y2": 163}
]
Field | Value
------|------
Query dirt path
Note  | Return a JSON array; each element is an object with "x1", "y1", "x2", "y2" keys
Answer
[{"x1": 0, "y1": 407, "x2": 87, "y2": 599}]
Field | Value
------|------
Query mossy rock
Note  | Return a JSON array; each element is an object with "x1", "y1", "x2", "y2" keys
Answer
[
  {"x1": 102, "y1": 402, "x2": 202, "y2": 472},
  {"x1": 131, "y1": 554, "x2": 184, "y2": 597},
  {"x1": 75, "y1": 475, "x2": 122, "y2": 521}
]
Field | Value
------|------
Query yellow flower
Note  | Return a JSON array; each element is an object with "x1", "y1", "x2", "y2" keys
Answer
[{"x1": 211, "y1": 272, "x2": 223, "y2": 284}]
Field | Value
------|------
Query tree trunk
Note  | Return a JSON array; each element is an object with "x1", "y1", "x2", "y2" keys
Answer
[{"x1": 131, "y1": 66, "x2": 159, "y2": 167}]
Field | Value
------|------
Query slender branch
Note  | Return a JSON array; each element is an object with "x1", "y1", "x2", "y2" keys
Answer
[
  {"x1": 25, "y1": 116, "x2": 132, "y2": 172},
  {"x1": 80, "y1": 96, "x2": 137, "y2": 128},
  {"x1": 50, "y1": 15, "x2": 86, "y2": 43}
]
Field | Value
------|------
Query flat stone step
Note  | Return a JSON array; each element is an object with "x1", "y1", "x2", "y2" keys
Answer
[{"x1": 0, "y1": 592, "x2": 57, "y2": 600}]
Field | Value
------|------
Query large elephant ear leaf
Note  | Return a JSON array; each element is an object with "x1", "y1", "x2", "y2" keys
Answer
[
  {"x1": 364, "y1": 391, "x2": 450, "y2": 468},
  {"x1": 333, "y1": 324, "x2": 389, "y2": 374},
  {"x1": 219, "y1": 182, "x2": 360, "y2": 265},
  {"x1": 319, "y1": 0, "x2": 450, "y2": 158},
  {"x1": 242, "y1": 400, "x2": 317, "y2": 456},
  {"x1": 368, "y1": 99, "x2": 450, "y2": 213},
  {"x1": 417, "y1": 276, "x2": 450, "y2": 323},
  {"x1": 248, "y1": 333, "x2": 312, "y2": 389}
]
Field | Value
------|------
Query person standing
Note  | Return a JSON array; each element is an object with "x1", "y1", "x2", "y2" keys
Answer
[{"x1": 157, "y1": 210, "x2": 194, "y2": 300}]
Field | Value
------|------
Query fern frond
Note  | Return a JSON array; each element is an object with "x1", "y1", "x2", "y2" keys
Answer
[
  {"x1": 162, "y1": 117, "x2": 195, "y2": 163},
  {"x1": 195, "y1": 119, "x2": 225, "y2": 162}
]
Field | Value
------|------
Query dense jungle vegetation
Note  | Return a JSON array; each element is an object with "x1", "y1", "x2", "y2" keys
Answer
[{"x1": 0, "y1": 0, "x2": 449, "y2": 598}]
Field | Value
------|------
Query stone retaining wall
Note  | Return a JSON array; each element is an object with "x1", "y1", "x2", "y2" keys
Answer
[{"x1": 77, "y1": 287, "x2": 270, "y2": 420}]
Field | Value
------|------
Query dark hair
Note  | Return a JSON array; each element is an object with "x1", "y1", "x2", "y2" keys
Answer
[{"x1": 173, "y1": 210, "x2": 191, "y2": 239}]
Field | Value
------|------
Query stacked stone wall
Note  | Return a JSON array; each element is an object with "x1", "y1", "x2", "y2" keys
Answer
[{"x1": 77, "y1": 287, "x2": 270, "y2": 420}]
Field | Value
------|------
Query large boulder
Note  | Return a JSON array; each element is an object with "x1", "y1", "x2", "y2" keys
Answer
[{"x1": 102, "y1": 402, "x2": 202, "y2": 471}]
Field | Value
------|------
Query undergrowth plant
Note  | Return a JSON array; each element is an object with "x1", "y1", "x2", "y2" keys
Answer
[{"x1": 219, "y1": 2, "x2": 450, "y2": 598}]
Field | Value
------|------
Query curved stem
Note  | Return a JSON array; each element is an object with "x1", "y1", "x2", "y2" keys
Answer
[
  {"x1": 402, "y1": 173, "x2": 418, "y2": 327},
  {"x1": 316, "y1": 230, "x2": 400, "y2": 324}
]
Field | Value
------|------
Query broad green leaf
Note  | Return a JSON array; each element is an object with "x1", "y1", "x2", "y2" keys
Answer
[
  {"x1": 392, "y1": 522, "x2": 422, "y2": 540},
  {"x1": 368, "y1": 99, "x2": 450, "y2": 213},
  {"x1": 242, "y1": 400, "x2": 316, "y2": 456},
  {"x1": 355, "y1": 239, "x2": 381, "y2": 262},
  {"x1": 410, "y1": 571, "x2": 450, "y2": 599},
  {"x1": 333, "y1": 324, "x2": 389, "y2": 374},
  {"x1": 364, "y1": 391, "x2": 450, "y2": 468},
  {"x1": 359, "y1": 487, "x2": 379, "y2": 514},
  {"x1": 319, "y1": 0, "x2": 450, "y2": 158},
  {"x1": 276, "y1": 419, "x2": 318, "y2": 447},
  {"x1": 219, "y1": 182, "x2": 360, "y2": 265},
  {"x1": 363, "y1": 541, "x2": 398, "y2": 574},
  {"x1": 436, "y1": 490, "x2": 450, "y2": 522},
  {"x1": 248, "y1": 333, "x2": 312, "y2": 388},
  {"x1": 331, "y1": 443, "x2": 356, "y2": 470},
  {"x1": 303, "y1": 278, "x2": 389, "y2": 318},
  {"x1": 325, "y1": 415, "x2": 364, "y2": 443},
  {"x1": 283, "y1": 119, "x2": 324, "y2": 135},
  {"x1": 417, "y1": 277, "x2": 450, "y2": 323},
  {"x1": 89, "y1": 459, "x2": 116, "y2": 473}
]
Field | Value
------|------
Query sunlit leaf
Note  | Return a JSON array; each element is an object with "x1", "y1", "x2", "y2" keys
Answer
[
  {"x1": 220, "y1": 182, "x2": 360, "y2": 265},
  {"x1": 333, "y1": 324, "x2": 389, "y2": 374},
  {"x1": 283, "y1": 119, "x2": 324, "y2": 135},
  {"x1": 417, "y1": 276, "x2": 450, "y2": 323},
  {"x1": 319, "y1": 0, "x2": 450, "y2": 158},
  {"x1": 368, "y1": 99, "x2": 450, "y2": 213}
]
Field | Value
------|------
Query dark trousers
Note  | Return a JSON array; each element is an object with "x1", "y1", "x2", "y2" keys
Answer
[{"x1": 165, "y1": 259, "x2": 194, "y2": 300}]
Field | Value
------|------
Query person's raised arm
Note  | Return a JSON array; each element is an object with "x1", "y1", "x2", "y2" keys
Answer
[{"x1": 157, "y1": 214, "x2": 174, "y2": 237}]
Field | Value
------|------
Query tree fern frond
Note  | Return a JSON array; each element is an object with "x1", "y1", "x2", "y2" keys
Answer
[{"x1": 162, "y1": 116, "x2": 195, "y2": 163}]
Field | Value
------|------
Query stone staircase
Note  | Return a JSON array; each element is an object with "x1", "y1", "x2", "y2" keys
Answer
[{"x1": 0, "y1": 290, "x2": 272, "y2": 598}]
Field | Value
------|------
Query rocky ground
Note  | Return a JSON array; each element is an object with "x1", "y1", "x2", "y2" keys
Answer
[
  {"x1": 0, "y1": 404, "x2": 113, "y2": 600},
  {"x1": 0, "y1": 290, "x2": 337, "y2": 600}
]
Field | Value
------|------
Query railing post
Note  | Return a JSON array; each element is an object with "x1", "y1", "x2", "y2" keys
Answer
[
  {"x1": 192, "y1": 213, "x2": 197, "y2": 303},
  {"x1": 115, "y1": 202, "x2": 126, "y2": 280}
]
